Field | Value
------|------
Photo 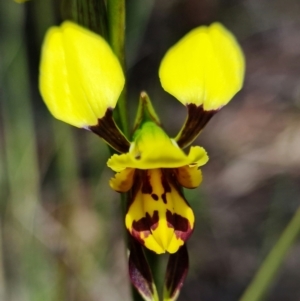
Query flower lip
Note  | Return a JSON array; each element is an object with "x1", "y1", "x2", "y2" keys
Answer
[
  {"x1": 125, "y1": 169, "x2": 195, "y2": 254},
  {"x1": 107, "y1": 121, "x2": 208, "y2": 172}
]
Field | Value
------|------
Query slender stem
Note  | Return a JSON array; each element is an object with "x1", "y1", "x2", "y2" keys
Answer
[
  {"x1": 107, "y1": 5, "x2": 146, "y2": 301},
  {"x1": 239, "y1": 206, "x2": 300, "y2": 301},
  {"x1": 107, "y1": 0, "x2": 129, "y2": 137}
]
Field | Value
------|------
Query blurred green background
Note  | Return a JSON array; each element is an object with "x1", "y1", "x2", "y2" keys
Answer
[{"x1": 1, "y1": 0, "x2": 300, "y2": 300}]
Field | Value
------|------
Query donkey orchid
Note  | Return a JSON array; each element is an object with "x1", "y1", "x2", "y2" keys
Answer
[{"x1": 39, "y1": 21, "x2": 244, "y2": 301}]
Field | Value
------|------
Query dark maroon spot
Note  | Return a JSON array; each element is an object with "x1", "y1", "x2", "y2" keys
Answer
[
  {"x1": 161, "y1": 174, "x2": 171, "y2": 193},
  {"x1": 126, "y1": 170, "x2": 143, "y2": 209},
  {"x1": 166, "y1": 210, "x2": 193, "y2": 242},
  {"x1": 162, "y1": 194, "x2": 167, "y2": 204},
  {"x1": 131, "y1": 215, "x2": 150, "y2": 245},
  {"x1": 166, "y1": 210, "x2": 174, "y2": 228},
  {"x1": 163, "y1": 169, "x2": 181, "y2": 191},
  {"x1": 161, "y1": 173, "x2": 171, "y2": 204},
  {"x1": 132, "y1": 216, "x2": 150, "y2": 232},
  {"x1": 151, "y1": 194, "x2": 159, "y2": 201},
  {"x1": 174, "y1": 213, "x2": 189, "y2": 232},
  {"x1": 146, "y1": 211, "x2": 159, "y2": 231},
  {"x1": 141, "y1": 173, "x2": 152, "y2": 194},
  {"x1": 131, "y1": 211, "x2": 160, "y2": 245}
]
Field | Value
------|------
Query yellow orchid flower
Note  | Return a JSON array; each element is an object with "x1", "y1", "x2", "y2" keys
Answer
[
  {"x1": 108, "y1": 94, "x2": 208, "y2": 254},
  {"x1": 39, "y1": 21, "x2": 244, "y2": 256},
  {"x1": 39, "y1": 20, "x2": 244, "y2": 301}
]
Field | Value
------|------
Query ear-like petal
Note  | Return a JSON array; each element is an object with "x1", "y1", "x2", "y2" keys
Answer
[
  {"x1": 159, "y1": 22, "x2": 244, "y2": 111},
  {"x1": 39, "y1": 21, "x2": 125, "y2": 127}
]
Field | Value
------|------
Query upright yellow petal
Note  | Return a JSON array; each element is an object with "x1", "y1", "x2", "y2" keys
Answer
[
  {"x1": 159, "y1": 22, "x2": 244, "y2": 111},
  {"x1": 39, "y1": 21, "x2": 125, "y2": 127}
]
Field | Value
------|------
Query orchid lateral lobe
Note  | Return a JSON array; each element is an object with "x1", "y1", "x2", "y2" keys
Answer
[{"x1": 89, "y1": 108, "x2": 130, "y2": 153}]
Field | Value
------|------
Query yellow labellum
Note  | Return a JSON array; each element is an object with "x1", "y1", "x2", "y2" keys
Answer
[
  {"x1": 39, "y1": 21, "x2": 125, "y2": 127},
  {"x1": 159, "y1": 22, "x2": 245, "y2": 111},
  {"x1": 125, "y1": 169, "x2": 194, "y2": 254}
]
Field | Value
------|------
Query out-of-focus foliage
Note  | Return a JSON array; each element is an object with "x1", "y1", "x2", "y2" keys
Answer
[{"x1": 1, "y1": 0, "x2": 300, "y2": 300}]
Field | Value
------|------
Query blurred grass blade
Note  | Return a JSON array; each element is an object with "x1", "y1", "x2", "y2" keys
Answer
[
  {"x1": 62, "y1": 0, "x2": 108, "y2": 37},
  {"x1": 52, "y1": 121, "x2": 80, "y2": 199},
  {"x1": 0, "y1": 221, "x2": 6, "y2": 300},
  {"x1": 51, "y1": 121, "x2": 82, "y2": 300},
  {"x1": 1, "y1": 0, "x2": 40, "y2": 228},
  {"x1": 126, "y1": 0, "x2": 155, "y2": 68},
  {"x1": 163, "y1": 245, "x2": 189, "y2": 301},
  {"x1": 129, "y1": 239, "x2": 159, "y2": 301},
  {"x1": 239, "y1": 206, "x2": 300, "y2": 301},
  {"x1": 0, "y1": 1, "x2": 44, "y2": 299}
]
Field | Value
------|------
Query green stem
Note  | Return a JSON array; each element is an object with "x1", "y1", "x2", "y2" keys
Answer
[
  {"x1": 107, "y1": 6, "x2": 145, "y2": 301},
  {"x1": 107, "y1": 0, "x2": 129, "y2": 137},
  {"x1": 239, "y1": 206, "x2": 300, "y2": 301}
]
